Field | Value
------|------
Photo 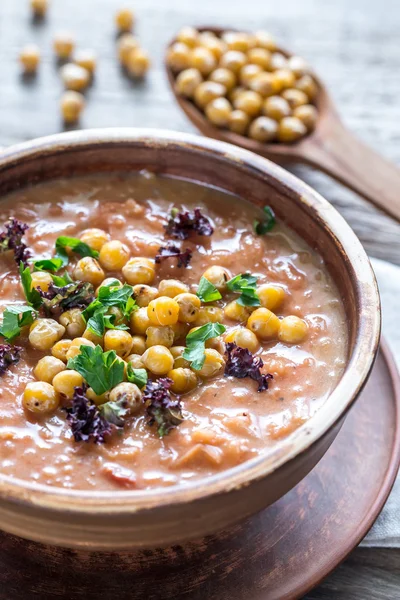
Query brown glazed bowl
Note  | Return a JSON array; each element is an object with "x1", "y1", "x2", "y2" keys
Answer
[{"x1": 0, "y1": 129, "x2": 380, "y2": 550}]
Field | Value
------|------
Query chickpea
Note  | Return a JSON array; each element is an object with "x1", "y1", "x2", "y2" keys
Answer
[
  {"x1": 34, "y1": 356, "x2": 66, "y2": 384},
  {"x1": 66, "y1": 338, "x2": 96, "y2": 361},
  {"x1": 273, "y1": 68, "x2": 296, "y2": 91},
  {"x1": 295, "y1": 74, "x2": 318, "y2": 100},
  {"x1": 248, "y1": 47, "x2": 271, "y2": 70},
  {"x1": 176, "y1": 26, "x2": 199, "y2": 48},
  {"x1": 239, "y1": 64, "x2": 262, "y2": 87},
  {"x1": 220, "y1": 50, "x2": 247, "y2": 74},
  {"x1": 224, "y1": 300, "x2": 251, "y2": 322},
  {"x1": 278, "y1": 315, "x2": 308, "y2": 343},
  {"x1": 147, "y1": 296, "x2": 180, "y2": 326},
  {"x1": 86, "y1": 388, "x2": 109, "y2": 406},
  {"x1": 175, "y1": 292, "x2": 201, "y2": 323},
  {"x1": 247, "y1": 308, "x2": 280, "y2": 340},
  {"x1": 168, "y1": 368, "x2": 198, "y2": 394},
  {"x1": 96, "y1": 278, "x2": 123, "y2": 296},
  {"x1": 107, "y1": 306, "x2": 125, "y2": 328},
  {"x1": 170, "y1": 345, "x2": 190, "y2": 369},
  {"x1": 83, "y1": 328, "x2": 104, "y2": 347},
  {"x1": 122, "y1": 257, "x2": 155, "y2": 286},
  {"x1": 158, "y1": 279, "x2": 188, "y2": 298},
  {"x1": 142, "y1": 345, "x2": 174, "y2": 375},
  {"x1": 59, "y1": 308, "x2": 85, "y2": 338},
  {"x1": 19, "y1": 44, "x2": 40, "y2": 74},
  {"x1": 73, "y1": 257, "x2": 105, "y2": 287},
  {"x1": 282, "y1": 88, "x2": 308, "y2": 109},
  {"x1": 249, "y1": 117, "x2": 278, "y2": 142},
  {"x1": 29, "y1": 319, "x2": 65, "y2": 351},
  {"x1": 115, "y1": 8, "x2": 134, "y2": 32},
  {"x1": 53, "y1": 369, "x2": 84, "y2": 399},
  {"x1": 132, "y1": 284, "x2": 158, "y2": 307},
  {"x1": 23, "y1": 382, "x2": 59, "y2": 414},
  {"x1": 205, "y1": 98, "x2": 232, "y2": 127},
  {"x1": 269, "y1": 52, "x2": 287, "y2": 71},
  {"x1": 109, "y1": 382, "x2": 142, "y2": 414},
  {"x1": 287, "y1": 56, "x2": 310, "y2": 78},
  {"x1": 31, "y1": 270, "x2": 52, "y2": 292},
  {"x1": 52, "y1": 339, "x2": 73, "y2": 363},
  {"x1": 201, "y1": 36, "x2": 227, "y2": 60},
  {"x1": 228, "y1": 110, "x2": 250, "y2": 135},
  {"x1": 171, "y1": 321, "x2": 190, "y2": 342},
  {"x1": 30, "y1": 0, "x2": 47, "y2": 18},
  {"x1": 145, "y1": 326, "x2": 174, "y2": 348},
  {"x1": 80, "y1": 228, "x2": 110, "y2": 252},
  {"x1": 257, "y1": 284, "x2": 285, "y2": 311},
  {"x1": 117, "y1": 34, "x2": 139, "y2": 66},
  {"x1": 262, "y1": 96, "x2": 291, "y2": 121},
  {"x1": 166, "y1": 42, "x2": 192, "y2": 73},
  {"x1": 53, "y1": 33, "x2": 75, "y2": 60},
  {"x1": 104, "y1": 330, "x2": 133, "y2": 358},
  {"x1": 194, "y1": 81, "x2": 226, "y2": 109},
  {"x1": 233, "y1": 90, "x2": 263, "y2": 117},
  {"x1": 225, "y1": 327, "x2": 260, "y2": 353},
  {"x1": 249, "y1": 72, "x2": 280, "y2": 97},
  {"x1": 126, "y1": 353, "x2": 144, "y2": 369},
  {"x1": 222, "y1": 31, "x2": 254, "y2": 53},
  {"x1": 190, "y1": 47, "x2": 217, "y2": 76},
  {"x1": 196, "y1": 349, "x2": 225, "y2": 378},
  {"x1": 278, "y1": 117, "x2": 307, "y2": 143},
  {"x1": 127, "y1": 48, "x2": 150, "y2": 78},
  {"x1": 253, "y1": 31, "x2": 276, "y2": 51},
  {"x1": 99, "y1": 240, "x2": 130, "y2": 271},
  {"x1": 209, "y1": 68, "x2": 236, "y2": 92},
  {"x1": 74, "y1": 50, "x2": 97, "y2": 75},
  {"x1": 229, "y1": 86, "x2": 246, "y2": 104},
  {"x1": 202, "y1": 265, "x2": 231, "y2": 292},
  {"x1": 293, "y1": 104, "x2": 318, "y2": 131},
  {"x1": 130, "y1": 306, "x2": 151, "y2": 335},
  {"x1": 60, "y1": 91, "x2": 85, "y2": 124},
  {"x1": 175, "y1": 68, "x2": 203, "y2": 98},
  {"x1": 128, "y1": 335, "x2": 146, "y2": 355},
  {"x1": 195, "y1": 306, "x2": 224, "y2": 326}
]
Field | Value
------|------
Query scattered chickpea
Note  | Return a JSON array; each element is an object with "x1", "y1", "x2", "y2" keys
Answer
[
  {"x1": 29, "y1": 319, "x2": 65, "y2": 351},
  {"x1": 73, "y1": 257, "x2": 105, "y2": 287},
  {"x1": 60, "y1": 91, "x2": 85, "y2": 124},
  {"x1": 168, "y1": 368, "x2": 198, "y2": 394},
  {"x1": 53, "y1": 32, "x2": 75, "y2": 60},
  {"x1": 59, "y1": 308, "x2": 86, "y2": 338},
  {"x1": 249, "y1": 117, "x2": 278, "y2": 142},
  {"x1": 247, "y1": 308, "x2": 280, "y2": 340},
  {"x1": 122, "y1": 257, "x2": 155, "y2": 286},
  {"x1": 53, "y1": 369, "x2": 84, "y2": 399},
  {"x1": 31, "y1": 270, "x2": 52, "y2": 292},
  {"x1": 147, "y1": 296, "x2": 180, "y2": 327},
  {"x1": 30, "y1": 0, "x2": 48, "y2": 18},
  {"x1": 195, "y1": 349, "x2": 225, "y2": 378},
  {"x1": 225, "y1": 327, "x2": 260, "y2": 353},
  {"x1": 278, "y1": 316, "x2": 308, "y2": 343},
  {"x1": 34, "y1": 356, "x2": 66, "y2": 384},
  {"x1": 175, "y1": 68, "x2": 203, "y2": 98},
  {"x1": 142, "y1": 345, "x2": 174, "y2": 376},
  {"x1": 19, "y1": 44, "x2": 40, "y2": 74},
  {"x1": 99, "y1": 240, "x2": 130, "y2": 271},
  {"x1": 257, "y1": 284, "x2": 285, "y2": 311},
  {"x1": 127, "y1": 48, "x2": 151, "y2": 78},
  {"x1": 115, "y1": 8, "x2": 134, "y2": 33},
  {"x1": 104, "y1": 330, "x2": 133, "y2": 358},
  {"x1": 117, "y1": 34, "x2": 140, "y2": 66},
  {"x1": 228, "y1": 110, "x2": 250, "y2": 135},
  {"x1": 205, "y1": 98, "x2": 232, "y2": 127},
  {"x1": 74, "y1": 50, "x2": 97, "y2": 75},
  {"x1": 60, "y1": 63, "x2": 90, "y2": 92},
  {"x1": 23, "y1": 382, "x2": 59, "y2": 414}
]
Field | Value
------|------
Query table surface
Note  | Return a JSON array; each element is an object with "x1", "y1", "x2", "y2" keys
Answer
[{"x1": 1, "y1": 0, "x2": 400, "y2": 597}]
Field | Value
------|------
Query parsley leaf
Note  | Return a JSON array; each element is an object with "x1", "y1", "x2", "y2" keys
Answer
[
  {"x1": 32, "y1": 257, "x2": 64, "y2": 273},
  {"x1": 51, "y1": 271, "x2": 73, "y2": 286},
  {"x1": 55, "y1": 236, "x2": 99, "y2": 267},
  {"x1": 227, "y1": 273, "x2": 260, "y2": 307},
  {"x1": 254, "y1": 206, "x2": 276, "y2": 235},
  {"x1": 67, "y1": 345, "x2": 125, "y2": 396},
  {"x1": 85, "y1": 305, "x2": 129, "y2": 337},
  {"x1": 183, "y1": 322, "x2": 226, "y2": 370},
  {"x1": 126, "y1": 364, "x2": 148, "y2": 388},
  {"x1": 83, "y1": 281, "x2": 137, "y2": 335},
  {"x1": 19, "y1": 263, "x2": 43, "y2": 309},
  {"x1": 0, "y1": 305, "x2": 37, "y2": 341},
  {"x1": 196, "y1": 276, "x2": 222, "y2": 303}
]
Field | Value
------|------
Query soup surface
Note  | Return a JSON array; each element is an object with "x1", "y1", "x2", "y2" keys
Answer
[{"x1": 0, "y1": 172, "x2": 347, "y2": 491}]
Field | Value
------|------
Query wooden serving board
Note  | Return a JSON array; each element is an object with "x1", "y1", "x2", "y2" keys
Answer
[{"x1": 0, "y1": 341, "x2": 398, "y2": 600}]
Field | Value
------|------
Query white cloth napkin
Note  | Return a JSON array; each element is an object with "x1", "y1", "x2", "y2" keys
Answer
[{"x1": 362, "y1": 258, "x2": 400, "y2": 547}]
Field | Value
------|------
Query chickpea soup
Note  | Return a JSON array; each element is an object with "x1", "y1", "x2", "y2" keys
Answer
[{"x1": 0, "y1": 172, "x2": 347, "y2": 491}]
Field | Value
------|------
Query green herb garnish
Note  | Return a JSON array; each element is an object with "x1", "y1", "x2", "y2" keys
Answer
[
  {"x1": 55, "y1": 236, "x2": 99, "y2": 267},
  {"x1": 85, "y1": 306, "x2": 129, "y2": 337},
  {"x1": 126, "y1": 364, "x2": 148, "y2": 389},
  {"x1": 32, "y1": 257, "x2": 64, "y2": 273},
  {"x1": 226, "y1": 273, "x2": 260, "y2": 307},
  {"x1": 0, "y1": 305, "x2": 37, "y2": 341},
  {"x1": 183, "y1": 322, "x2": 226, "y2": 370},
  {"x1": 67, "y1": 345, "x2": 125, "y2": 396},
  {"x1": 254, "y1": 206, "x2": 276, "y2": 235},
  {"x1": 51, "y1": 271, "x2": 73, "y2": 287},
  {"x1": 98, "y1": 398, "x2": 130, "y2": 428},
  {"x1": 19, "y1": 263, "x2": 43, "y2": 309},
  {"x1": 196, "y1": 276, "x2": 222, "y2": 303},
  {"x1": 83, "y1": 281, "x2": 137, "y2": 336}
]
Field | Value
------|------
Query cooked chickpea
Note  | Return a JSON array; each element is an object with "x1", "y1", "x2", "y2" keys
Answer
[
  {"x1": 201, "y1": 36, "x2": 227, "y2": 60},
  {"x1": 278, "y1": 116, "x2": 307, "y2": 143},
  {"x1": 52, "y1": 339, "x2": 72, "y2": 363},
  {"x1": 107, "y1": 306, "x2": 125, "y2": 327},
  {"x1": 195, "y1": 306, "x2": 224, "y2": 326},
  {"x1": 175, "y1": 68, "x2": 203, "y2": 97},
  {"x1": 249, "y1": 117, "x2": 278, "y2": 142},
  {"x1": 130, "y1": 306, "x2": 151, "y2": 335},
  {"x1": 249, "y1": 72, "x2": 280, "y2": 97},
  {"x1": 194, "y1": 81, "x2": 226, "y2": 109},
  {"x1": 34, "y1": 356, "x2": 66, "y2": 384},
  {"x1": 278, "y1": 315, "x2": 308, "y2": 343},
  {"x1": 96, "y1": 278, "x2": 123, "y2": 296},
  {"x1": 228, "y1": 110, "x2": 250, "y2": 135},
  {"x1": 233, "y1": 90, "x2": 263, "y2": 117},
  {"x1": 126, "y1": 353, "x2": 144, "y2": 369},
  {"x1": 209, "y1": 68, "x2": 236, "y2": 92},
  {"x1": 247, "y1": 307, "x2": 280, "y2": 340},
  {"x1": 202, "y1": 265, "x2": 231, "y2": 292},
  {"x1": 29, "y1": 319, "x2": 65, "y2": 351},
  {"x1": 53, "y1": 369, "x2": 84, "y2": 399},
  {"x1": 171, "y1": 321, "x2": 190, "y2": 342},
  {"x1": 73, "y1": 257, "x2": 105, "y2": 287},
  {"x1": 196, "y1": 349, "x2": 225, "y2": 378},
  {"x1": 86, "y1": 388, "x2": 110, "y2": 406},
  {"x1": 170, "y1": 345, "x2": 190, "y2": 368},
  {"x1": 168, "y1": 368, "x2": 198, "y2": 394},
  {"x1": 19, "y1": 44, "x2": 40, "y2": 74},
  {"x1": 287, "y1": 55, "x2": 310, "y2": 77},
  {"x1": 60, "y1": 91, "x2": 85, "y2": 124},
  {"x1": 293, "y1": 104, "x2": 318, "y2": 131},
  {"x1": 295, "y1": 74, "x2": 318, "y2": 100},
  {"x1": 65, "y1": 338, "x2": 96, "y2": 361},
  {"x1": 80, "y1": 228, "x2": 110, "y2": 252},
  {"x1": 223, "y1": 31, "x2": 254, "y2": 52},
  {"x1": 117, "y1": 33, "x2": 140, "y2": 66},
  {"x1": 23, "y1": 382, "x2": 59, "y2": 414},
  {"x1": 128, "y1": 335, "x2": 146, "y2": 355},
  {"x1": 166, "y1": 42, "x2": 192, "y2": 73},
  {"x1": 205, "y1": 98, "x2": 232, "y2": 127},
  {"x1": 104, "y1": 330, "x2": 133, "y2": 358},
  {"x1": 158, "y1": 279, "x2": 188, "y2": 298},
  {"x1": 175, "y1": 293, "x2": 201, "y2": 323},
  {"x1": 142, "y1": 345, "x2": 174, "y2": 375},
  {"x1": 239, "y1": 64, "x2": 262, "y2": 87},
  {"x1": 122, "y1": 257, "x2": 155, "y2": 286},
  {"x1": 115, "y1": 8, "x2": 134, "y2": 32},
  {"x1": 282, "y1": 88, "x2": 309, "y2": 109},
  {"x1": 145, "y1": 326, "x2": 174, "y2": 348},
  {"x1": 248, "y1": 47, "x2": 271, "y2": 70},
  {"x1": 269, "y1": 52, "x2": 287, "y2": 71},
  {"x1": 99, "y1": 240, "x2": 130, "y2": 271},
  {"x1": 176, "y1": 26, "x2": 199, "y2": 48},
  {"x1": 132, "y1": 284, "x2": 158, "y2": 307},
  {"x1": 59, "y1": 308, "x2": 85, "y2": 338},
  {"x1": 60, "y1": 63, "x2": 90, "y2": 91},
  {"x1": 262, "y1": 96, "x2": 291, "y2": 121},
  {"x1": 224, "y1": 300, "x2": 251, "y2": 322},
  {"x1": 225, "y1": 327, "x2": 260, "y2": 353},
  {"x1": 53, "y1": 33, "x2": 75, "y2": 60},
  {"x1": 257, "y1": 284, "x2": 285, "y2": 311},
  {"x1": 190, "y1": 47, "x2": 216, "y2": 76},
  {"x1": 147, "y1": 296, "x2": 180, "y2": 326},
  {"x1": 127, "y1": 48, "x2": 151, "y2": 78},
  {"x1": 74, "y1": 50, "x2": 97, "y2": 75},
  {"x1": 253, "y1": 31, "x2": 276, "y2": 51},
  {"x1": 109, "y1": 382, "x2": 142, "y2": 414},
  {"x1": 82, "y1": 328, "x2": 104, "y2": 347},
  {"x1": 220, "y1": 50, "x2": 247, "y2": 74},
  {"x1": 30, "y1": 0, "x2": 48, "y2": 17},
  {"x1": 31, "y1": 270, "x2": 53, "y2": 292}
]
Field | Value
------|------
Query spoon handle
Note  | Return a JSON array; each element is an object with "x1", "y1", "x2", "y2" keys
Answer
[{"x1": 301, "y1": 119, "x2": 400, "y2": 222}]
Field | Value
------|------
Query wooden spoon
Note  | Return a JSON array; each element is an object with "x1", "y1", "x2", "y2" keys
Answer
[{"x1": 166, "y1": 27, "x2": 400, "y2": 222}]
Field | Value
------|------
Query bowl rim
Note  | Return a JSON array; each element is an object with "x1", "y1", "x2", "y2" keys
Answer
[{"x1": 0, "y1": 128, "x2": 381, "y2": 515}]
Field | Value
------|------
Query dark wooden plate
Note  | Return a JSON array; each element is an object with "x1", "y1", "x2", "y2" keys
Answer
[{"x1": 0, "y1": 340, "x2": 398, "y2": 600}]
